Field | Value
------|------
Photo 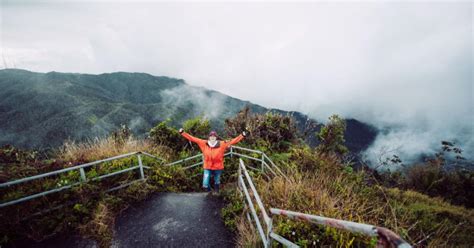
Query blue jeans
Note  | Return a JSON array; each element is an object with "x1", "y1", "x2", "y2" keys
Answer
[{"x1": 203, "y1": 169, "x2": 222, "y2": 190}]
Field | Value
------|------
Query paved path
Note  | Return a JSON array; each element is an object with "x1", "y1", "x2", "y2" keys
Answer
[
  {"x1": 113, "y1": 192, "x2": 235, "y2": 247},
  {"x1": 14, "y1": 192, "x2": 235, "y2": 248}
]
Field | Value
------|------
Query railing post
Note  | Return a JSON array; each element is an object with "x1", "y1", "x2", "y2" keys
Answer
[
  {"x1": 261, "y1": 153, "x2": 265, "y2": 173},
  {"x1": 265, "y1": 217, "x2": 273, "y2": 248},
  {"x1": 230, "y1": 146, "x2": 233, "y2": 158},
  {"x1": 79, "y1": 168, "x2": 87, "y2": 182},
  {"x1": 238, "y1": 159, "x2": 242, "y2": 189},
  {"x1": 138, "y1": 154, "x2": 145, "y2": 179}
]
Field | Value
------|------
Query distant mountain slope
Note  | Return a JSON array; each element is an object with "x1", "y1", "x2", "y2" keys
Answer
[{"x1": 0, "y1": 69, "x2": 376, "y2": 152}]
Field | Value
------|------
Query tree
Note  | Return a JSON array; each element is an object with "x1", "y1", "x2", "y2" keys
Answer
[{"x1": 316, "y1": 115, "x2": 348, "y2": 156}]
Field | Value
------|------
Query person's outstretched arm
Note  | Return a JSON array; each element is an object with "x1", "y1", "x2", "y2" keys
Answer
[
  {"x1": 226, "y1": 131, "x2": 246, "y2": 147},
  {"x1": 179, "y1": 128, "x2": 206, "y2": 145}
]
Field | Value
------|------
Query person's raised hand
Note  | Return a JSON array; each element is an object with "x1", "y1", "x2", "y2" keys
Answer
[{"x1": 179, "y1": 128, "x2": 184, "y2": 134}]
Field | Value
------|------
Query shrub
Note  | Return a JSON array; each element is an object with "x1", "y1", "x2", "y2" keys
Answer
[
  {"x1": 182, "y1": 116, "x2": 211, "y2": 138},
  {"x1": 316, "y1": 114, "x2": 348, "y2": 156},
  {"x1": 225, "y1": 106, "x2": 299, "y2": 152},
  {"x1": 149, "y1": 116, "x2": 211, "y2": 155},
  {"x1": 149, "y1": 119, "x2": 183, "y2": 152},
  {"x1": 376, "y1": 141, "x2": 474, "y2": 208},
  {"x1": 0, "y1": 145, "x2": 46, "y2": 182},
  {"x1": 403, "y1": 161, "x2": 474, "y2": 208},
  {"x1": 220, "y1": 188, "x2": 244, "y2": 232}
]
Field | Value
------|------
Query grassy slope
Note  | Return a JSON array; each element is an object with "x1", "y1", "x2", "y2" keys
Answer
[{"x1": 229, "y1": 147, "x2": 474, "y2": 247}]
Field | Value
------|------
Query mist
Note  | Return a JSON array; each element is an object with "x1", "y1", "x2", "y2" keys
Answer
[
  {"x1": 1, "y1": 1, "x2": 472, "y2": 163},
  {"x1": 160, "y1": 85, "x2": 228, "y2": 121}
]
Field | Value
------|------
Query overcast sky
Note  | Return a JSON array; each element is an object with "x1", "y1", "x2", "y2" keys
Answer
[{"x1": 1, "y1": 1, "x2": 473, "y2": 163}]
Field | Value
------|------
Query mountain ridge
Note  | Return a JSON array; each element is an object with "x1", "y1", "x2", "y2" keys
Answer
[{"x1": 0, "y1": 69, "x2": 377, "y2": 152}]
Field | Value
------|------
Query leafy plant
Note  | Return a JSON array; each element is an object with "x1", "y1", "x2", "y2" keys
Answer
[
  {"x1": 225, "y1": 106, "x2": 299, "y2": 152},
  {"x1": 149, "y1": 119, "x2": 183, "y2": 151},
  {"x1": 149, "y1": 116, "x2": 211, "y2": 154},
  {"x1": 182, "y1": 116, "x2": 211, "y2": 138},
  {"x1": 316, "y1": 115, "x2": 348, "y2": 156}
]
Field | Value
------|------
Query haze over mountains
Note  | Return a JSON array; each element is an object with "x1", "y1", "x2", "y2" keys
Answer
[
  {"x1": 0, "y1": 69, "x2": 377, "y2": 152},
  {"x1": 2, "y1": 2, "x2": 471, "y2": 165}
]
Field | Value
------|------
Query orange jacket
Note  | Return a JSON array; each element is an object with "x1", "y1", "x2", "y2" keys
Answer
[{"x1": 181, "y1": 132, "x2": 244, "y2": 170}]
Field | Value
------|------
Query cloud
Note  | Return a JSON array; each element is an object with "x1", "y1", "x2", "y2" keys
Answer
[
  {"x1": 160, "y1": 85, "x2": 227, "y2": 121},
  {"x1": 1, "y1": 1, "x2": 472, "y2": 163}
]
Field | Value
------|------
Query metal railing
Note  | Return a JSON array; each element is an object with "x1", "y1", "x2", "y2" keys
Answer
[
  {"x1": 230, "y1": 146, "x2": 288, "y2": 181},
  {"x1": 0, "y1": 145, "x2": 267, "y2": 209},
  {"x1": 236, "y1": 157, "x2": 412, "y2": 248},
  {"x1": 0, "y1": 151, "x2": 164, "y2": 208},
  {"x1": 161, "y1": 146, "x2": 286, "y2": 180},
  {"x1": 237, "y1": 158, "x2": 273, "y2": 246}
]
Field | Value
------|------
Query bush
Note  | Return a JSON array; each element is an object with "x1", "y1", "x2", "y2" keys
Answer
[
  {"x1": 402, "y1": 161, "x2": 474, "y2": 208},
  {"x1": 182, "y1": 116, "x2": 211, "y2": 138},
  {"x1": 288, "y1": 145, "x2": 322, "y2": 171},
  {"x1": 225, "y1": 106, "x2": 299, "y2": 152},
  {"x1": 149, "y1": 119, "x2": 183, "y2": 152},
  {"x1": 149, "y1": 117, "x2": 211, "y2": 155},
  {"x1": 220, "y1": 188, "x2": 244, "y2": 232},
  {"x1": 316, "y1": 115, "x2": 348, "y2": 156},
  {"x1": 0, "y1": 145, "x2": 46, "y2": 183},
  {"x1": 376, "y1": 141, "x2": 474, "y2": 208}
]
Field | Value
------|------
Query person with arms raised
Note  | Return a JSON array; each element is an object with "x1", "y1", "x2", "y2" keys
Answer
[{"x1": 179, "y1": 128, "x2": 246, "y2": 194}]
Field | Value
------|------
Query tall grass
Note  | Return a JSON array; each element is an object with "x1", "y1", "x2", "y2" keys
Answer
[
  {"x1": 57, "y1": 137, "x2": 171, "y2": 164},
  {"x1": 234, "y1": 150, "x2": 474, "y2": 247}
]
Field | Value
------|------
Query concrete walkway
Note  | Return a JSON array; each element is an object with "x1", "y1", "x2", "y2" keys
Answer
[
  {"x1": 15, "y1": 192, "x2": 235, "y2": 248},
  {"x1": 113, "y1": 192, "x2": 235, "y2": 247}
]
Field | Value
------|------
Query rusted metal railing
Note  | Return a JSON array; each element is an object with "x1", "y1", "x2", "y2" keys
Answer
[{"x1": 270, "y1": 208, "x2": 411, "y2": 248}]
